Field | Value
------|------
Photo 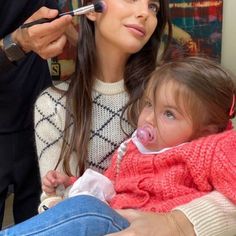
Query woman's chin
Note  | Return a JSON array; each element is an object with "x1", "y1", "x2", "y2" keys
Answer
[{"x1": 122, "y1": 41, "x2": 146, "y2": 54}]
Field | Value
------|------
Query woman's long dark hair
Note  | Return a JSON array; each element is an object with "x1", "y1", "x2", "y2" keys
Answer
[{"x1": 56, "y1": 0, "x2": 173, "y2": 176}]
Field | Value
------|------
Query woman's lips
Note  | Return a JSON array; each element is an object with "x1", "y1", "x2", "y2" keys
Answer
[{"x1": 125, "y1": 24, "x2": 146, "y2": 37}]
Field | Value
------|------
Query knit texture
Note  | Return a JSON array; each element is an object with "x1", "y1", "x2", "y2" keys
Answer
[
  {"x1": 105, "y1": 130, "x2": 236, "y2": 212},
  {"x1": 34, "y1": 80, "x2": 134, "y2": 178},
  {"x1": 175, "y1": 191, "x2": 236, "y2": 236}
]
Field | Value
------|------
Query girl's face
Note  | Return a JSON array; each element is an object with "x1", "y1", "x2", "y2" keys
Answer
[
  {"x1": 137, "y1": 80, "x2": 194, "y2": 151},
  {"x1": 89, "y1": 0, "x2": 159, "y2": 55}
]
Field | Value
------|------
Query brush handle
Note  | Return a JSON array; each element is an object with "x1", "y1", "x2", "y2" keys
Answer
[
  {"x1": 20, "y1": 11, "x2": 73, "y2": 29},
  {"x1": 21, "y1": 18, "x2": 56, "y2": 28},
  {"x1": 20, "y1": 2, "x2": 102, "y2": 28}
]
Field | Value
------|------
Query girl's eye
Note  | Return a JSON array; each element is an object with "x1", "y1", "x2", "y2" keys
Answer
[
  {"x1": 164, "y1": 110, "x2": 175, "y2": 120},
  {"x1": 149, "y1": 3, "x2": 160, "y2": 14}
]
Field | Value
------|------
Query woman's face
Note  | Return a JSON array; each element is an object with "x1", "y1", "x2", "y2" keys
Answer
[{"x1": 89, "y1": 0, "x2": 159, "y2": 55}]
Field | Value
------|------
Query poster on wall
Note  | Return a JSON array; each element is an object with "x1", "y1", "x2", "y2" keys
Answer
[
  {"x1": 51, "y1": 0, "x2": 223, "y2": 80},
  {"x1": 169, "y1": 0, "x2": 223, "y2": 60}
]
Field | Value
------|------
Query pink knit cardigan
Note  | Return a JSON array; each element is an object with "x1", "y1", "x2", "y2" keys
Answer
[{"x1": 105, "y1": 130, "x2": 236, "y2": 212}]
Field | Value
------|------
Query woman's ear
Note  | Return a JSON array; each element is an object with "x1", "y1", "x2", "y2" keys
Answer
[{"x1": 85, "y1": 11, "x2": 97, "y2": 21}]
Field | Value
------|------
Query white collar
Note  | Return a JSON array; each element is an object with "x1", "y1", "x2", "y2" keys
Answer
[{"x1": 131, "y1": 131, "x2": 186, "y2": 154}]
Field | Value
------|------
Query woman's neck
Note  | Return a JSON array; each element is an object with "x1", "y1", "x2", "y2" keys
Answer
[{"x1": 95, "y1": 43, "x2": 130, "y2": 83}]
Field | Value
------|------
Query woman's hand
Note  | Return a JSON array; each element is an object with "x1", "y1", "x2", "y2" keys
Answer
[
  {"x1": 11, "y1": 7, "x2": 73, "y2": 59},
  {"x1": 42, "y1": 170, "x2": 70, "y2": 195},
  {"x1": 105, "y1": 209, "x2": 195, "y2": 236}
]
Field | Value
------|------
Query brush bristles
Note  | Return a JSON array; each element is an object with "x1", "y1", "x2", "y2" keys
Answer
[{"x1": 94, "y1": 1, "x2": 106, "y2": 13}]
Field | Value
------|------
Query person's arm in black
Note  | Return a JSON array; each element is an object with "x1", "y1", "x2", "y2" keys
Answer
[
  {"x1": 0, "y1": 6, "x2": 72, "y2": 73},
  {"x1": 0, "y1": 38, "x2": 15, "y2": 71}
]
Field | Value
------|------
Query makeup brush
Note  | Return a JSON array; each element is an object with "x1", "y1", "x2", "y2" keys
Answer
[{"x1": 21, "y1": 1, "x2": 106, "y2": 29}]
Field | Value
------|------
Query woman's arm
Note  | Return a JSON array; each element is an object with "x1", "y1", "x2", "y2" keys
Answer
[
  {"x1": 105, "y1": 192, "x2": 236, "y2": 236},
  {"x1": 34, "y1": 86, "x2": 66, "y2": 178},
  {"x1": 34, "y1": 83, "x2": 79, "y2": 210},
  {"x1": 105, "y1": 209, "x2": 195, "y2": 236},
  {"x1": 34, "y1": 86, "x2": 66, "y2": 211},
  {"x1": 175, "y1": 191, "x2": 236, "y2": 236}
]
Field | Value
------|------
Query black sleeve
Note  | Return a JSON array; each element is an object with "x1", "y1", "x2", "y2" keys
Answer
[
  {"x1": 0, "y1": 0, "x2": 58, "y2": 72},
  {"x1": 0, "y1": 47, "x2": 15, "y2": 72},
  {"x1": 0, "y1": 0, "x2": 59, "y2": 37}
]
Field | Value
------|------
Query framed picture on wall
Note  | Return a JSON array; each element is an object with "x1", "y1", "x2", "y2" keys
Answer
[{"x1": 168, "y1": 0, "x2": 223, "y2": 60}]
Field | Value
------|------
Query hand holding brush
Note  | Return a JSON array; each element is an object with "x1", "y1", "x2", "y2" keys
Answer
[{"x1": 21, "y1": 1, "x2": 106, "y2": 29}]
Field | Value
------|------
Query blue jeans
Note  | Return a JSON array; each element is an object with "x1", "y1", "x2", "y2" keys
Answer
[{"x1": 0, "y1": 195, "x2": 129, "y2": 236}]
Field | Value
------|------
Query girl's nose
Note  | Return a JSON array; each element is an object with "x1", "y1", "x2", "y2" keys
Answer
[{"x1": 145, "y1": 110, "x2": 155, "y2": 125}]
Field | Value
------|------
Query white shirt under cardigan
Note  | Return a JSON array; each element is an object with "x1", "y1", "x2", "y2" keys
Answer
[{"x1": 35, "y1": 80, "x2": 236, "y2": 236}]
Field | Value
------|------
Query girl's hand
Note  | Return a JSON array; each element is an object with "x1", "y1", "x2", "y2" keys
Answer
[
  {"x1": 105, "y1": 209, "x2": 195, "y2": 236},
  {"x1": 42, "y1": 170, "x2": 70, "y2": 195}
]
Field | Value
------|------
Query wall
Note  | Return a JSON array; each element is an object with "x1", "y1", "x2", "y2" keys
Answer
[
  {"x1": 221, "y1": 0, "x2": 236, "y2": 127},
  {"x1": 221, "y1": 0, "x2": 236, "y2": 74}
]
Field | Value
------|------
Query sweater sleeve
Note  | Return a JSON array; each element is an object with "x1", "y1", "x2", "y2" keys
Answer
[
  {"x1": 175, "y1": 191, "x2": 236, "y2": 236},
  {"x1": 34, "y1": 83, "x2": 78, "y2": 209},
  {"x1": 34, "y1": 86, "x2": 66, "y2": 179}
]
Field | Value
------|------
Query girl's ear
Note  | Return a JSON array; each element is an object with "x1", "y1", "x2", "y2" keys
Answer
[
  {"x1": 201, "y1": 124, "x2": 219, "y2": 136},
  {"x1": 85, "y1": 12, "x2": 97, "y2": 21}
]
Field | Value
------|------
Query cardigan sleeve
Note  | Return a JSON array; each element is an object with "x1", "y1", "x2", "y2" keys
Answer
[
  {"x1": 175, "y1": 131, "x2": 236, "y2": 236},
  {"x1": 175, "y1": 191, "x2": 236, "y2": 236},
  {"x1": 180, "y1": 130, "x2": 236, "y2": 204},
  {"x1": 209, "y1": 131, "x2": 236, "y2": 204}
]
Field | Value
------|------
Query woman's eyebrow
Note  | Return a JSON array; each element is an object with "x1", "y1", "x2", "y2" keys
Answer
[{"x1": 152, "y1": 0, "x2": 160, "y2": 4}]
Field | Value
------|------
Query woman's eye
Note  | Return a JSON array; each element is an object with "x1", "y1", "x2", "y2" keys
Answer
[
  {"x1": 149, "y1": 3, "x2": 160, "y2": 14},
  {"x1": 164, "y1": 110, "x2": 175, "y2": 119}
]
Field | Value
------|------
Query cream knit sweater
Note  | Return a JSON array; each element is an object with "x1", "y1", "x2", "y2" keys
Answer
[
  {"x1": 35, "y1": 79, "x2": 133, "y2": 178},
  {"x1": 34, "y1": 80, "x2": 236, "y2": 236}
]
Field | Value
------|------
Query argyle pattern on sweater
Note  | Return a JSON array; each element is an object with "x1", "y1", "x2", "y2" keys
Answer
[
  {"x1": 35, "y1": 81, "x2": 134, "y2": 178},
  {"x1": 105, "y1": 130, "x2": 236, "y2": 212}
]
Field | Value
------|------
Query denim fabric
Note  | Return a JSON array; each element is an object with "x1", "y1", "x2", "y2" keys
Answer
[{"x1": 0, "y1": 195, "x2": 129, "y2": 236}]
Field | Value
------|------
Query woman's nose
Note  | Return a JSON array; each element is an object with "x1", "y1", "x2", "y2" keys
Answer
[{"x1": 135, "y1": 1, "x2": 149, "y2": 20}]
